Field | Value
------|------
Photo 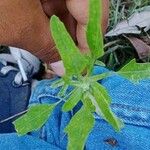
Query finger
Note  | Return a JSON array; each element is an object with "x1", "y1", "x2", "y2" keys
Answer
[
  {"x1": 66, "y1": 0, "x2": 109, "y2": 33},
  {"x1": 66, "y1": 0, "x2": 109, "y2": 52},
  {"x1": 50, "y1": 60, "x2": 65, "y2": 77},
  {"x1": 66, "y1": 0, "x2": 89, "y2": 26}
]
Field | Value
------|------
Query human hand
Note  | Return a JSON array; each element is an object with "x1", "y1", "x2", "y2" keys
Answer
[
  {"x1": 0, "y1": 0, "x2": 109, "y2": 77},
  {"x1": 0, "y1": 0, "x2": 60, "y2": 63},
  {"x1": 42, "y1": 0, "x2": 109, "y2": 76}
]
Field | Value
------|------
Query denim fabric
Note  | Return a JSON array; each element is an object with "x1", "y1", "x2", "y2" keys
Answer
[
  {"x1": 29, "y1": 66, "x2": 150, "y2": 150},
  {"x1": 0, "y1": 133, "x2": 61, "y2": 150},
  {"x1": 0, "y1": 63, "x2": 30, "y2": 133}
]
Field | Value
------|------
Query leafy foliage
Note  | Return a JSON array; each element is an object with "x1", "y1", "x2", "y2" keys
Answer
[
  {"x1": 118, "y1": 59, "x2": 150, "y2": 83},
  {"x1": 14, "y1": 0, "x2": 150, "y2": 150},
  {"x1": 65, "y1": 106, "x2": 95, "y2": 150},
  {"x1": 50, "y1": 16, "x2": 88, "y2": 76},
  {"x1": 91, "y1": 82, "x2": 123, "y2": 131},
  {"x1": 86, "y1": 0, "x2": 104, "y2": 59},
  {"x1": 14, "y1": 104, "x2": 55, "y2": 135},
  {"x1": 62, "y1": 87, "x2": 83, "y2": 112}
]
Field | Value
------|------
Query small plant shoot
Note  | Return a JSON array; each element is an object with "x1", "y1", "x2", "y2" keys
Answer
[{"x1": 13, "y1": 0, "x2": 150, "y2": 150}]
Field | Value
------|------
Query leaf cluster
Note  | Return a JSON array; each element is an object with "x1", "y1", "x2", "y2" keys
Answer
[{"x1": 14, "y1": 0, "x2": 150, "y2": 150}]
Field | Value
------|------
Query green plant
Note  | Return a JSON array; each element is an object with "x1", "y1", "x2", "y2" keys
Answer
[
  {"x1": 13, "y1": 0, "x2": 150, "y2": 150},
  {"x1": 105, "y1": 0, "x2": 150, "y2": 71}
]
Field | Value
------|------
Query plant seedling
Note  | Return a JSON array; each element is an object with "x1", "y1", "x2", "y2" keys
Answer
[{"x1": 13, "y1": 0, "x2": 150, "y2": 150}]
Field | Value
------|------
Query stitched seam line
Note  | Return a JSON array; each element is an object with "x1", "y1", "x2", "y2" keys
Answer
[{"x1": 112, "y1": 103, "x2": 150, "y2": 113}]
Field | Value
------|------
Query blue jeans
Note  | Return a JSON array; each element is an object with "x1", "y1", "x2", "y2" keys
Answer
[
  {"x1": 0, "y1": 66, "x2": 150, "y2": 150},
  {"x1": 0, "y1": 63, "x2": 30, "y2": 133},
  {"x1": 29, "y1": 66, "x2": 150, "y2": 150}
]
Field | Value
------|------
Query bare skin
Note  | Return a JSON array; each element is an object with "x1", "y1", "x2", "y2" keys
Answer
[{"x1": 0, "y1": 0, "x2": 109, "y2": 76}]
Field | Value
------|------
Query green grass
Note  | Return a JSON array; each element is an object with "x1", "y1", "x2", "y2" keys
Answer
[
  {"x1": 103, "y1": 0, "x2": 150, "y2": 71},
  {"x1": 109, "y1": 0, "x2": 150, "y2": 30}
]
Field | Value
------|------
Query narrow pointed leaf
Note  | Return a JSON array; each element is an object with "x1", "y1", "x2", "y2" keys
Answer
[
  {"x1": 82, "y1": 93, "x2": 95, "y2": 112},
  {"x1": 86, "y1": 0, "x2": 104, "y2": 59},
  {"x1": 93, "y1": 82, "x2": 111, "y2": 105},
  {"x1": 90, "y1": 72, "x2": 113, "y2": 82},
  {"x1": 65, "y1": 107, "x2": 95, "y2": 150},
  {"x1": 50, "y1": 16, "x2": 87, "y2": 75},
  {"x1": 62, "y1": 88, "x2": 83, "y2": 112},
  {"x1": 91, "y1": 83, "x2": 123, "y2": 131},
  {"x1": 51, "y1": 78, "x2": 64, "y2": 88},
  {"x1": 13, "y1": 104, "x2": 55, "y2": 135},
  {"x1": 118, "y1": 59, "x2": 150, "y2": 83},
  {"x1": 58, "y1": 84, "x2": 69, "y2": 97}
]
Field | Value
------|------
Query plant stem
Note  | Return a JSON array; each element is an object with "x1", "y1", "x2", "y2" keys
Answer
[{"x1": 104, "y1": 39, "x2": 121, "y2": 49}]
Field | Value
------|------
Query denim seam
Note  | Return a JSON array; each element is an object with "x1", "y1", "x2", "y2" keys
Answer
[
  {"x1": 122, "y1": 116, "x2": 150, "y2": 124},
  {"x1": 35, "y1": 95, "x2": 150, "y2": 113},
  {"x1": 112, "y1": 104, "x2": 150, "y2": 126},
  {"x1": 93, "y1": 103, "x2": 150, "y2": 126},
  {"x1": 111, "y1": 103, "x2": 150, "y2": 113},
  {"x1": 38, "y1": 94, "x2": 62, "y2": 99},
  {"x1": 34, "y1": 95, "x2": 150, "y2": 126},
  {"x1": 94, "y1": 115, "x2": 150, "y2": 127},
  {"x1": 38, "y1": 94, "x2": 64, "y2": 102}
]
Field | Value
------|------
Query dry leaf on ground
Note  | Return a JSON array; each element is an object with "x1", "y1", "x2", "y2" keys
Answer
[
  {"x1": 125, "y1": 36, "x2": 150, "y2": 60},
  {"x1": 106, "y1": 6, "x2": 150, "y2": 37}
]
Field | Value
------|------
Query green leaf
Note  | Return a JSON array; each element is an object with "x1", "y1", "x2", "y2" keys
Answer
[
  {"x1": 51, "y1": 78, "x2": 64, "y2": 88},
  {"x1": 118, "y1": 59, "x2": 150, "y2": 83},
  {"x1": 65, "y1": 106, "x2": 95, "y2": 150},
  {"x1": 91, "y1": 83, "x2": 123, "y2": 131},
  {"x1": 92, "y1": 82, "x2": 111, "y2": 105},
  {"x1": 50, "y1": 16, "x2": 88, "y2": 75},
  {"x1": 86, "y1": 0, "x2": 104, "y2": 59},
  {"x1": 13, "y1": 104, "x2": 55, "y2": 135},
  {"x1": 90, "y1": 72, "x2": 113, "y2": 82},
  {"x1": 58, "y1": 84, "x2": 69, "y2": 97},
  {"x1": 82, "y1": 93, "x2": 96, "y2": 112},
  {"x1": 62, "y1": 88, "x2": 83, "y2": 112}
]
